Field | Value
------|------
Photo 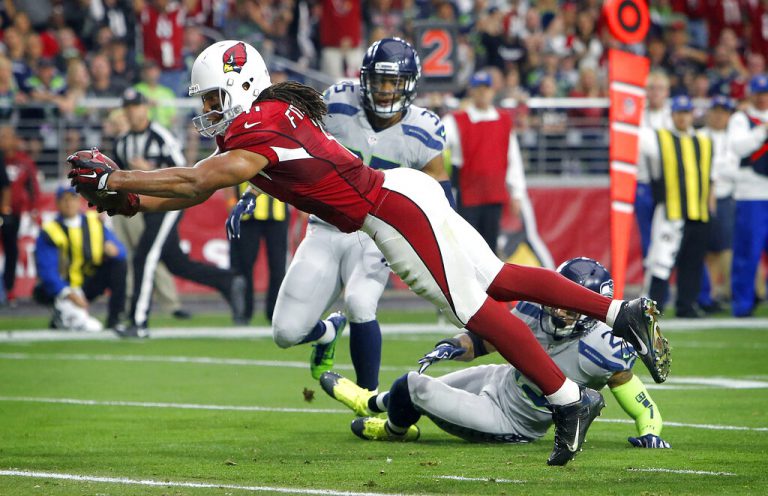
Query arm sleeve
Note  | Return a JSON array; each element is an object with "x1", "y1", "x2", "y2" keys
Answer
[
  {"x1": 728, "y1": 111, "x2": 767, "y2": 158},
  {"x1": 438, "y1": 180, "x2": 456, "y2": 209},
  {"x1": 103, "y1": 227, "x2": 127, "y2": 260},
  {"x1": 610, "y1": 374, "x2": 663, "y2": 436},
  {"x1": 505, "y1": 132, "x2": 527, "y2": 200},
  {"x1": 35, "y1": 232, "x2": 67, "y2": 297}
]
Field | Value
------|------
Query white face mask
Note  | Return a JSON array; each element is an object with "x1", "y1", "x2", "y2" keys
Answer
[{"x1": 190, "y1": 87, "x2": 244, "y2": 138}]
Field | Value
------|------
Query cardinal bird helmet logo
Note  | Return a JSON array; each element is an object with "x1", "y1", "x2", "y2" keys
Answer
[{"x1": 222, "y1": 42, "x2": 247, "y2": 74}]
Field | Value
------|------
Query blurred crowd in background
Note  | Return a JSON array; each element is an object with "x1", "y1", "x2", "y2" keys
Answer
[{"x1": 0, "y1": 0, "x2": 765, "y2": 178}]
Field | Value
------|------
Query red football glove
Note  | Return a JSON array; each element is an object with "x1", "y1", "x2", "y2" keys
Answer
[
  {"x1": 102, "y1": 192, "x2": 140, "y2": 217},
  {"x1": 67, "y1": 147, "x2": 115, "y2": 192}
]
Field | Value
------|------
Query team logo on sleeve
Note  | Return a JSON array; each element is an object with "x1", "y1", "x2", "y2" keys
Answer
[{"x1": 223, "y1": 42, "x2": 247, "y2": 73}]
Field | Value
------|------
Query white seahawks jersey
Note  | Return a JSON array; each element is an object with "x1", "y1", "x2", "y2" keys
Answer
[
  {"x1": 499, "y1": 302, "x2": 637, "y2": 439},
  {"x1": 308, "y1": 81, "x2": 446, "y2": 227},
  {"x1": 323, "y1": 81, "x2": 445, "y2": 169}
]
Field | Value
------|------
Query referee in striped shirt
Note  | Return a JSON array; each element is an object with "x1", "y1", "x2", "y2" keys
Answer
[{"x1": 113, "y1": 88, "x2": 245, "y2": 337}]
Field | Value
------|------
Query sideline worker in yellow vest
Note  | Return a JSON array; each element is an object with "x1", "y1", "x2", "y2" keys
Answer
[
  {"x1": 637, "y1": 94, "x2": 715, "y2": 318},
  {"x1": 34, "y1": 186, "x2": 127, "y2": 331}
]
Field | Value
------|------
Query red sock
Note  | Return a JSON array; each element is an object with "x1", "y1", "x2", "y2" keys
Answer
[
  {"x1": 465, "y1": 297, "x2": 565, "y2": 395},
  {"x1": 487, "y1": 264, "x2": 611, "y2": 321}
]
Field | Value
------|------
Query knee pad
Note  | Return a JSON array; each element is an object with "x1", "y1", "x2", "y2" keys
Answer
[
  {"x1": 344, "y1": 292, "x2": 378, "y2": 323},
  {"x1": 271, "y1": 322, "x2": 302, "y2": 348},
  {"x1": 271, "y1": 313, "x2": 317, "y2": 348}
]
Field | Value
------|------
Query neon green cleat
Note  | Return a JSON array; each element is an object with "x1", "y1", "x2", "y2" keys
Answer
[
  {"x1": 319, "y1": 371, "x2": 375, "y2": 416},
  {"x1": 310, "y1": 312, "x2": 347, "y2": 380},
  {"x1": 351, "y1": 417, "x2": 420, "y2": 442}
]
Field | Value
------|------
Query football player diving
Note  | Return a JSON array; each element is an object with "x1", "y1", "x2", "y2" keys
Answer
[
  {"x1": 69, "y1": 39, "x2": 670, "y2": 466},
  {"x1": 321, "y1": 258, "x2": 671, "y2": 452},
  {"x1": 227, "y1": 38, "x2": 453, "y2": 392}
]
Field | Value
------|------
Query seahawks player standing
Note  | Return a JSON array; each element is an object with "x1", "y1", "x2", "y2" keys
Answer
[
  {"x1": 321, "y1": 258, "x2": 670, "y2": 454},
  {"x1": 227, "y1": 38, "x2": 453, "y2": 391}
]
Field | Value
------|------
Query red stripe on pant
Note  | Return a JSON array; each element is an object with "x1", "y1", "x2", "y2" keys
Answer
[
  {"x1": 487, "y1": 264, "x2": 612, "y2": 322},
  {"x1": 373, "y1": 189, "x2": 567, "y2": 394},
  {"x1": 370, "y1": 189, "x2": 456, "y2": 315},
  {"x1": 465, "y1": 298, "x2": 566, "y2": 394}
]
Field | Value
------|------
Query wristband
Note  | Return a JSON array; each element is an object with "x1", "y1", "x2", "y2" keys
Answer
[{"x1": 467, "y1": 331, "x2": 489, "y2": 357}]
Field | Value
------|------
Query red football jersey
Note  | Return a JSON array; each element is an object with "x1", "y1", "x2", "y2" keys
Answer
[{"x1": 217, "y1": 100, "x2": 384, "y2": 233}]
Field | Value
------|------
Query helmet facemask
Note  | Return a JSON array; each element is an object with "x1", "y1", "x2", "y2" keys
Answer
[
  {"x1": 542, "y1": 306, "x2": 596, "y2": 340},
  {"x1": 361, "y1": 63, "x2": 418, "y2": 118},
  {"x1": 189, "y1": 87, "x2": 244, "y2": 138},
  {"x1": 541, "y1": 257, "x2": 614, "y2": 341}
]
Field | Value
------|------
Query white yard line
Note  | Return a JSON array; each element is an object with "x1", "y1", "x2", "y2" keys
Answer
[
  {"x1": 430, "y1": 475, "x2": 524, "y2": 484},
  {"x1": 0, "y1": 395, "x2": 766, "y2": 433},
  {"x1": 597, "y1": 418, "x2": 768, "y2": 432},
  {"x1": 1, "y1": 319, "x2": 767, "y2": 342},
  {"x1": 0, "y1": 469, "x2": 400, "y2": 496},
  {"x1": 0, "y1": 352, "x2": 410, "y2": 373},
  {"x1": 2, "y1": 352, "x2": 767, "y2": 390},
  {"x1": 627, "y1": 468, "x2": 736, "y2": 476},
  {"x1": 0, "y1": 396, "x2": 346, "y2": 414}
]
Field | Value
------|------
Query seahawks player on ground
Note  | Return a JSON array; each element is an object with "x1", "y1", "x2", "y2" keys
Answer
[
  {"x1": 227, "y1": 38, "x2": 453, "y2": 392},
  {"x1": 321, "y1": 258, "x2": 670, "y2": 452}
]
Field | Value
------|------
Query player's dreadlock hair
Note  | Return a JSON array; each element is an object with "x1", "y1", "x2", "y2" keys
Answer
[{"x1": 256, "y1": 81, "x2": 328, "y2": 122}]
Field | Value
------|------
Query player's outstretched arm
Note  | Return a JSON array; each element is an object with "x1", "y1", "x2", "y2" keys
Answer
[
  {"x1": 608, "y1": 370, "x2": 671, "y2": 448},
  {"x1": 109, "y1": 149, "x2": 269, "y2": 200},
  {"x1": 138, "y1": 193, "x2": 214, "y2": 213}
]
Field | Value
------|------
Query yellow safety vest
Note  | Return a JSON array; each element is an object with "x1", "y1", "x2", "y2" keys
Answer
[
  {"x1": 655, "y1": 129, "x2": 712, "y2": 222},
  {"x1": 235, "y1": 183, "x2": 287, "y2": 222},
  {"x1": 42, "y1": 212, "x2": 105, "y2": 288}
]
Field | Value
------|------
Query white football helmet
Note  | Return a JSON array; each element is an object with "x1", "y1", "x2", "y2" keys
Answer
[{"x1": 188, "y1": 40, "x2": 271, "y2": 137}]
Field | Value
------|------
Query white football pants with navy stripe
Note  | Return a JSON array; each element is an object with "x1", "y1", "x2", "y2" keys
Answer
[{"x1": 271, "y1": 222, "x2": 390, "y2": 348}]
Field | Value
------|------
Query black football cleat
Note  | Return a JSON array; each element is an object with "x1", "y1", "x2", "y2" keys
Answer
[
  {"x1": 612, "y1": 298, "x2": 671, "y2": 383},
  {"x1": 113, "y1": 324, "x2": 149, "y2": 339},
  {"x1": 548, "y1": 387, "x2": 605, "y2": 466}
]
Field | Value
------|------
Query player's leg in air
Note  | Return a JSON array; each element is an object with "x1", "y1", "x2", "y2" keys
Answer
[
  {"x1": 271, "y1": 223, "x2": 348, "y2": 378},
  {"x1": 339, "y1": 232, "x2": 390, "y2": 391},
  {"x1": 362, "y1": 168, "x2": 668, "y2": 465}
]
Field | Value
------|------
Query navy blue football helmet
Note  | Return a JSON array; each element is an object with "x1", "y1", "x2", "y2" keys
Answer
[
  {"x1": 543, "y1": 257, "x2": 614, "y2": 340},
  {"x1": 360, "y1": 37, "x2": 421, "y2": 118}
]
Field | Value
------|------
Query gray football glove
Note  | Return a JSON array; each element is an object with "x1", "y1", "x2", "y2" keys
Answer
[
  {"x1": 226, "y1": 191, "x2": 257, "y2": 240},
  {"x1": 417, "y1": 338, "x2": 466, "y2": 374}
]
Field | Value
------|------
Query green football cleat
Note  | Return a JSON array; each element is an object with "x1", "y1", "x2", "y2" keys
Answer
[
  {"x1": 310, "y1": 312, "x2": 347, "y2": 380},
  {"x1": 351, "y1": 417, "x2": 420, "y2": 442},
  {"x1": 319, "y1": 371, "x2": 375, "y2": 416}
]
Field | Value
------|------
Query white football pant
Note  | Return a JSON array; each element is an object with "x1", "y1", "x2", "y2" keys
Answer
[{"x1": 271, "y1": 222, "x2": 389, "y2": 348}]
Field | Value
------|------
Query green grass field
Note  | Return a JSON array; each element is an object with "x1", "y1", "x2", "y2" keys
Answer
[{"x1": 0, "y1": 311, "x2": 767, "y2": 495}]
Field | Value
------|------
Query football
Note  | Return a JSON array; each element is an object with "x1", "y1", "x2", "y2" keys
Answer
[
  {"x1": 68, "y1": 148, "x2": 127, "y2": 212},
  {"x1": 69, "y1": 148, "x2": 120, "y2": 170}
]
